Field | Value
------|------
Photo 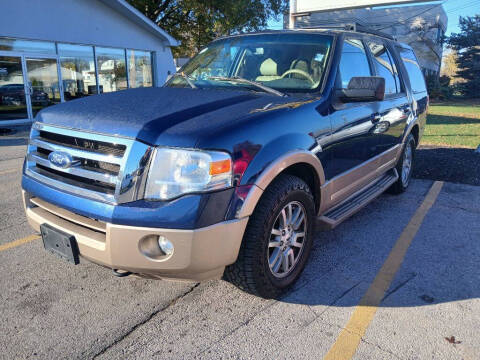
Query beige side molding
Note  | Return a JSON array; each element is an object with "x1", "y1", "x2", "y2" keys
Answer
[{"x1": 237, "y1": 150, "x2": 325, "y2": 218}]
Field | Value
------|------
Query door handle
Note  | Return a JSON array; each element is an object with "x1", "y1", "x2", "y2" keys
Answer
[{"x1": 371, "y1": 113, "x2": 382, "y2": 123}]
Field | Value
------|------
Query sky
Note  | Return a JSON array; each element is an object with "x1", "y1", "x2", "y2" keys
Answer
[{"x1": 267, "y1": 0, "x2": 480, "y2": 36}]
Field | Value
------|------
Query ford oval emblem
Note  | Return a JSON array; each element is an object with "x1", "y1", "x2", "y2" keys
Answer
[{"x1": 48, "y1": 151, "x2": 73, "y2": 169}]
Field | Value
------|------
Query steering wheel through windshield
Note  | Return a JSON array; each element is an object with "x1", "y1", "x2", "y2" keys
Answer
[{"x1": 280, "y1": 69, "x2": 315, "y2": 84}]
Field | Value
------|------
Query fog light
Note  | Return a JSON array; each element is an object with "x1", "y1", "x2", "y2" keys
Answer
[
  {"x1": 138, "y1": 235, "x2": 174, "y2": 261},
  {"x1": 158, "y1": 236, "x2": 174, "y2": 256}
]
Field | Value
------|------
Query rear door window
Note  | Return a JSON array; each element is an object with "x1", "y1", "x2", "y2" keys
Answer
[
  {"x1": 338, "y1": 38, "x2": 372, "y2": 88},
  {"x1": 367, "y1": 40, "x2": 401, "y2": 95},
  {"x1": 397, "y1": 47, "x2": 427, "y2": 93}
]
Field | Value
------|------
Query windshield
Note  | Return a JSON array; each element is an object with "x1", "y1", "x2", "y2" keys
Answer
[{"x1": 167, "y1": 33, "x2": 334, "y2": 93}]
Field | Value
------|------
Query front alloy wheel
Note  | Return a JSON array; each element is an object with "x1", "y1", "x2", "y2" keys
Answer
[
  {"x1": 224, "y1": 174, "x2": 315, "y2": 298},
  {"x1": 268, "y1": 201, "x2": 307, "y2": 278}
]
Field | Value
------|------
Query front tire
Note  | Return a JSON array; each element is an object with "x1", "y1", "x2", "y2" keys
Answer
[
  {"x1": 224, "y1": 174, "x2": 315, "y2": 298},
  {"x1": 389, "y1": 134, "x2": 415, "y2": 194}
]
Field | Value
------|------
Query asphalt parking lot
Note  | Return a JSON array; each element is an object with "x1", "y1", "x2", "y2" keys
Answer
[{"x1": 1, "y1": 134, "x2": 479, "y2": 360}]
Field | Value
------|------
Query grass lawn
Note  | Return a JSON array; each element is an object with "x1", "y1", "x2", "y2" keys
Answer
[{"x1": 422, "y1": 99, "x2": 480, "y2": 149}]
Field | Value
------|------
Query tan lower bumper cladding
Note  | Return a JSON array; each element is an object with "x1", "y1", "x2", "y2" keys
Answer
[{"x1": 24, "y1": 195, "x2": 249, "y2": 281}]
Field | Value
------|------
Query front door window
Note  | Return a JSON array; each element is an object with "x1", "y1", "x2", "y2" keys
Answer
[
  {"x1": 0, "y1": 56, "x2": 28, "y2": 121},
  {"x1": 25, "y1": 58, "x2": 61, "y2": 117}
]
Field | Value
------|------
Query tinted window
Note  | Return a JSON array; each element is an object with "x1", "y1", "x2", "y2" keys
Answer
[
  {"x1": 338, "y1": 38, "x2": 372, "y2": 88},
  {"x1": 368, "y1": 41, "x2": 401, "y2": 95},
  {"x1": 398, "y1": 48, "x2": 427, "y2": 93}
]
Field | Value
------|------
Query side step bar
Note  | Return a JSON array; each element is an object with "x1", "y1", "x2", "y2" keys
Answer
[{"x1": 317, "y1": 168, "x2": 399, "y2": 230}]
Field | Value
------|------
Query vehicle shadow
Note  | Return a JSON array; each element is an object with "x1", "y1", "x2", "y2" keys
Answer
[{"x1": 267, "y1": 180, "x2": 480, "y2": 308}]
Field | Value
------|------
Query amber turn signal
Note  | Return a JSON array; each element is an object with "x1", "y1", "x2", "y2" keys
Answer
[{"x1": 210, "y1": 159, "x2": 232, "y2": 175}]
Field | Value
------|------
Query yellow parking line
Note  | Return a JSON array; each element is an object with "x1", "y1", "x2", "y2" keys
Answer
[
  {"x1": 323, "y1": 181, "x2": 444, "y2": 360},
  {"x1": 0, "y1": 234, "x2": 40, "y2": 252},
  {"x1": 0, "y1": 168, "x2": 19, "y2": 176}
]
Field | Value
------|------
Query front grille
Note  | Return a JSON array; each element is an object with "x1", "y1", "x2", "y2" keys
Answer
[
  {"x1": 39, "y1": 130, "x2": 126, "y2": 157},
  {"x1": 25, "y1": 122, "x2": 152, "y2": 204}
]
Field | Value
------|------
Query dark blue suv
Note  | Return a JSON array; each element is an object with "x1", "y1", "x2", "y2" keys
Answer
[{"x1": 22, "y1": 30, "x2": 428, "y2": 298}]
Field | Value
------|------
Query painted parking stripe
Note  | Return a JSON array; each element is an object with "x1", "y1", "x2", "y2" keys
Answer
[
  {"x1": 323, "y1": 181, "x2": 444, "y2": 360},
  {"x1": 0, "y1": 234, "x2": 40, "y2": 252}
]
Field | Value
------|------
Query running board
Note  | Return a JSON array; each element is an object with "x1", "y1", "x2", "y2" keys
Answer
[{"x1": 317, "y1": 169, "x2": 399, "y2": 230}]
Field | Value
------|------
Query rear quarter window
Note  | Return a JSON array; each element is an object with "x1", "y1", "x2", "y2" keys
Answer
[
  {"x1": 368, "y1": 40, "x2": 402, "y2": 95},
  {"x1": 398, "y1": 48, "x2": 427, "y2": 93}
]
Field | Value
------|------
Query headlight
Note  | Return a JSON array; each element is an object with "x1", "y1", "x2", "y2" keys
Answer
[{"x1": 144, "y1": 148, "x2": 232, "y2": 200}]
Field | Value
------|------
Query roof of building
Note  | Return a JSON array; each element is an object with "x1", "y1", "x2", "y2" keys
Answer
[{"x1": 99, "y1": 0, "x2": 179, "y2": 46}]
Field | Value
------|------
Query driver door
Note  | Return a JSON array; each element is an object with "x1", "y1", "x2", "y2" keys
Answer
[{"x1": 325, "y1": 36, "x2": 384, "y2": 205}]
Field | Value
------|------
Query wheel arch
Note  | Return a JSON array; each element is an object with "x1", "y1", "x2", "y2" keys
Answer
[
  {"x1": 237, "y1": 150, "x2": 325, "y2": 218},
  {"x1": 410, "y1": 124, "x2": 420, "y2": 147}
]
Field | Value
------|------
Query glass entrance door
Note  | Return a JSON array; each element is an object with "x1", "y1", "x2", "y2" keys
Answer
[
  {"x1": 25, "y1": 57, "x2": 61, "y2": 117},
  {"x1": 0, "y1": 56, "x2": 28, "y2": 122}
]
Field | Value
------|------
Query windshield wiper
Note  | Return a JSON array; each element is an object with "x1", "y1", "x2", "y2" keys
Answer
[
  {"x1": 171, "y1": 72, "x2": 197, "y2": 89},
  {"x1": 208, "y1": 76, "x2": 286, "y2": 97}
]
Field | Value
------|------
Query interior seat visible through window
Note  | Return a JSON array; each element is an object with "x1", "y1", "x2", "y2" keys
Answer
[{"x1": 255, "y1": 58, "x2": 281, "y2": 82}]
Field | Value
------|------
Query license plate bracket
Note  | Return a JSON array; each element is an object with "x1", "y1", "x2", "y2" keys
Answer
[{"x1": 40, "y1": 223, "x2": 80, "y2": 265}]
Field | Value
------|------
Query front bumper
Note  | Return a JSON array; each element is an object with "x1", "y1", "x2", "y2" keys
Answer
[{"x1": 23, "y1": 191, "x2": 249, "y2": 281}]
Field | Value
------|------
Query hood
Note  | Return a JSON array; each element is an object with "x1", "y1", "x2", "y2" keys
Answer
[{"x1": 37, "y1": 87, "x2": 289, "y2": 146}]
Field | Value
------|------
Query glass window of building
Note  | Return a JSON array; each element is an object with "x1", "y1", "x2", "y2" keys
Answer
[
  {"x1": 0, "y1": 56, "x2": 28, "y2": 121},
  {"x1": 127, "y1": 50, "x2": 153, "y2": 88},
  {"x1": 95, "y1": 47, "x2": 127, "y2": 93},
  {"x1": 25, "y1": 58, "x2": 61, "y2": 117},
  {"x1": 58, "y1": 43, "x2": 97, "y2": 100},
  {"x1": 0, "y1": 37, "x2": 56, "y2": 54}
]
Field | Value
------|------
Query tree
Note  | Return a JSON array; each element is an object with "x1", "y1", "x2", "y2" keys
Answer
[
  {"x1": 127, "y1": 0, "x2": 288, "y2": 57},
  {"x1": 447, "y1": 15, "x2": 480, "y2": 97},
  {"x1": 441, "y1": 50, "x2": 461, "y2": 83}
]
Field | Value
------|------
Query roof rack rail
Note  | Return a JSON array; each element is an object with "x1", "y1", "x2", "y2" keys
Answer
[{"x1": 303, "y1": 22, "x2": 395, "y2": 40}]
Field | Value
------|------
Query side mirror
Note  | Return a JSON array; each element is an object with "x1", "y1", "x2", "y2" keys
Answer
[{"x1": 339, "y1": 76, "x2": 385, "y2": 102}]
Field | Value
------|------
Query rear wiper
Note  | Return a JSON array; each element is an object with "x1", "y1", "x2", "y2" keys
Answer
[
  {"x1": 172, "y1": 72, "x2": 197, "y2": 89},
  {"x1": 208, "y1": 76, "x2": 286, "y2": 97}
]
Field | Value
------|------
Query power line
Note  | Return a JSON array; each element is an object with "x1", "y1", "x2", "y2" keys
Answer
[
  {"x1": 360, "y1": 0, "x2": 476, "y2": 30},
  {"x1": 377, "y1": 2, "x2": 446, "y2": 30},
  {"x1": 376, "y1": 1, "x2": 478, "y2": 31},
  {"x1": 444, "y1": 0, "x2": 480, "y2": 14}
]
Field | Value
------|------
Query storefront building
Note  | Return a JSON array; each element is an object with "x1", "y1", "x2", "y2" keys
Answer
[{"x1": 0, "y1": 0, "x2": 178, "y2": 125}]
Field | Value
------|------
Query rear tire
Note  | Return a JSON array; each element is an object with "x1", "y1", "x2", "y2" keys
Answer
[
  {"x1": 224, "y1": 174, "x2": 315, "y2": 299},
  {"x1": 389, "y1": 134, "x2": 415, "y2": 194}
]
